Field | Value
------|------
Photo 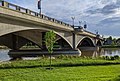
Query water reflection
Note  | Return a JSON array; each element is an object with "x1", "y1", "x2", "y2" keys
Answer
[
  {"x1": 80, "y1": 48, "x2": 120, "y2": 58},
  {"x1": 0, "y1": 48, "x2": 120, "y2": 61},
  {"x1": 102, "y1": 48, "x2": 120, "y2": 56},
  {"x1": 0, "y1": 49, "x2": 10, "y2": 61}
]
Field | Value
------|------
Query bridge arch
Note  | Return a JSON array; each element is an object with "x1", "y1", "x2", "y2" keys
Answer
[
  {"x1": 54, "y1": 31, "x2": 73, "y2": 48},
  {"x1": 0, "y1": 28, "x2": 73, "y2": 49},
  {"x1": 76, "y1": 37, "x2": 95, "y2": 48}
]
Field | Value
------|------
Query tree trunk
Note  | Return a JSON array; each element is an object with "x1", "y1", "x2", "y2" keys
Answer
[{"x1": 50, "y1": 53, "x2": 52, "y2": 70}]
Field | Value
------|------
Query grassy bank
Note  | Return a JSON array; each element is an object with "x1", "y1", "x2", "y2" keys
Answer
[{"x1": 0, "y1": 56, "x2": 120, "y2": 81}]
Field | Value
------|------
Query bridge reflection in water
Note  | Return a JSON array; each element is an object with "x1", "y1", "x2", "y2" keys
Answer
[
  {"x1": 8, "y1": 47, "x2": 102, "y2": 60},
  {"x1": 0, "y1": 48, "x2": 120, "y2": 61}
]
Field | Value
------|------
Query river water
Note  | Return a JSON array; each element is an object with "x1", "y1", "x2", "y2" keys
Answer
[
  {"x1": 0, "y1": 48, "x2": 120, "y2": 61},
  {"x1": 0, "y1": 49, "x2": 10, "y2": 61}
]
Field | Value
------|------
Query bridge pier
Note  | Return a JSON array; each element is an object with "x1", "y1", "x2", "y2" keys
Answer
[
  {"x1": 73, "y1": 33, "x2": 76, "y2": 49},
  {"x1": 12, "y1": 34, "x2": 19, "y2": 50},
  {"x1": 41, "y1": 32, "x2": 47, "y2": 50}
]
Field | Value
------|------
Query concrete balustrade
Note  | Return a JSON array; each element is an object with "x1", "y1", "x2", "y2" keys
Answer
[
  {"x1": 20, "y1": 8, "x2": 26, "y2": 13},
  {"x1": 0, "y1": 1, "x2": 71, "y2": 27},
  {"x1": 8, "y1": 3, "x2": 16, "y2": 10},
  {"x1": 2, "y1": 1, "x2": 9, "y2": 8},
  {"x1": 26, "y1": 9, "x2": 30, "y2": 14},
  {"x1": 0, "y1": 1, "x2": 99, "y2": 37},
  {"x1": 16, "y1": 6, "x2": 20, "y2": 11},
  {"x1": 30, "y1": 11, "x2": 36, "y2": 16}
]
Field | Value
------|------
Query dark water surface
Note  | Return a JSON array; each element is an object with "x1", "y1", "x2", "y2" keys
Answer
[{"x1": 0, "y1": 48, "x2": 120, "y2": 61}]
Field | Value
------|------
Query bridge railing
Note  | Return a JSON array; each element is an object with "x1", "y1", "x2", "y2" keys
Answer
[
  {"x1": 84, "y1": 30, "x2": 96, "y2": 36},
  {"x1": 0, "y1": 1, "x2": 72, "y2": 28},
  {"x1": 74, "y1": 26, "x2": 103, "y2": 39},
  {"x1": 84, "y1": 30, "x2": 103, "y2": 39}
]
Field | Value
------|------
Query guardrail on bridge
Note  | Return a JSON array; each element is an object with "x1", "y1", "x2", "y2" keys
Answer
[{"x1": 0, "y1": 1, "x2": 72, "y2": 28}]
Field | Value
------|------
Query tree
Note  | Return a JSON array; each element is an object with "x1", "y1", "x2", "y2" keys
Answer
[
  {"x1": 108, "y1": 36, "x2": 112, "y2": 40},
  {"x1": 44, "y1": 30, "x2": 56, "y2": 70}
]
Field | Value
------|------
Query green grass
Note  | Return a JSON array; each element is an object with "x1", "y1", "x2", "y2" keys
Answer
[{"x1": 0, "y1": 57, "x2": 120, "y2": 81}]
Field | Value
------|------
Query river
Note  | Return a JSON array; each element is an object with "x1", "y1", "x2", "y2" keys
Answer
[{"x1": 0, "y1": 48, "x2": 120, "y2": 61}]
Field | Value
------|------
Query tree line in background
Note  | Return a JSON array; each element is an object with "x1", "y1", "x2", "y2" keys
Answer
[{"x1": 104, "y1": 36, "x2": 120, "y2": 46}]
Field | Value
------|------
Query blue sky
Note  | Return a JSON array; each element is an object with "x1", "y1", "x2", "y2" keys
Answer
[{"x1": 5, "y1": 0, "x2": 120, "y2": 38}]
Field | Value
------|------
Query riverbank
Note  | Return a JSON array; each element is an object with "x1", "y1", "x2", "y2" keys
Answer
[
  {"x1": 0, "y1": 56, "x2": 120, "y2": 81},
  {"x1": 102, "y1": 45, "x2": 120, "y2": 48}
]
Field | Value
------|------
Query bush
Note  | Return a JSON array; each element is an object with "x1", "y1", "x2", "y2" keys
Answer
[
  {"x1": 102, "y1": 55, "x2": 119, "y2": 60},
  {"x1": 110, "y1": 56, "x2": 115, "y2": 60},
  {"x1": 114, "y1": 55, "x2": 119, "y2": 60},
  {"x1": 102, "y1": 56, "x2": 110, "y2": 60}
]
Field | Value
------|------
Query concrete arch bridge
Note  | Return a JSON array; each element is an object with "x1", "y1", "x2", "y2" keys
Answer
[{"x1": 0, "y1": 1, "x2": 103, "y2": 56}]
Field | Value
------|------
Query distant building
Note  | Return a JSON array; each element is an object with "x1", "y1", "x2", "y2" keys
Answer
[{"x1": 103, "y1": 37, "x2": 112, "y2": 45}]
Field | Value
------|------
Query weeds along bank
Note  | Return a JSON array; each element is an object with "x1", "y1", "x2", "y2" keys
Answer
[{"x1": 0, "y1": 55, "x2": 120, "y2": 68}]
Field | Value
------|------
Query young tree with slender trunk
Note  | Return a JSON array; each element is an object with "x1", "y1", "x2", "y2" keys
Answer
[{"x1": 44, "y1": 30, "x2": 56, "y2": 70}]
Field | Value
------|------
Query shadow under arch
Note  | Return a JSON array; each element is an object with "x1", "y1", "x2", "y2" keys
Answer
[
  {"x1": 76, "y1": 37, "x2": 95, "y2": 48},
  {"x1": 55, "y1": 37, "x2": 72, "y2": 49},
  {"x1": 0, "y1": 28, "x2": 73, "y2": 49},
  {"x1": 53, "y1": 31, "x2": 73, "y2": 49},
  {"x1": 0, "y1": 33, "x2": 42, "y2": 49}
]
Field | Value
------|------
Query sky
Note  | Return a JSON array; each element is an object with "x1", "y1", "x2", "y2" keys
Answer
[{"x1": 4, "y1": 0, "x2": 120, "y2": 38}]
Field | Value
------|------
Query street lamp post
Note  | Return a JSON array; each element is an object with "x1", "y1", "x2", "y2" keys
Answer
[
  {"x1": 79, "y1": 21, "x2": 82, "y2": 26},
  {"x1": 95, "y1": 30, "x2": 99, "y2": 35},
  {"x1": 84, "y1": 21, "x2": 87, "y2": 29},
  {"x1": 71, "y1": 16, "x2": 75, "y2": 28},
  {"x1": 71, "y1": 16, "x2": 75, "y2": 49},
  {"x1": 38, "y1": 0, "x2": 42, "y2": 15}
]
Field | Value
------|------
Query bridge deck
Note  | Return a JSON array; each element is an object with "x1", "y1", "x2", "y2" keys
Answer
[{"x1": 0, "y1": 1, "x2": 74, "y2": 31}]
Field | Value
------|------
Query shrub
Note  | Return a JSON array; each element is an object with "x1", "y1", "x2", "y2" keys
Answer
[
  {"x1": 114, "y1": 55, "x2": 119, "y2": 60},
  {"x1": 110, "y1": 56, "x2": 115, "y2": 60},
  {"x1": 102, "y1": 55, "x2": 119, "y2": 60}
]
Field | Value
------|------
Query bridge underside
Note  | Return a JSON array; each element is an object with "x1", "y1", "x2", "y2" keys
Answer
[
  {"x1": 0, "y1": 29, "x2": 102, "y2": 51},
  {"x1": 0, "y1": 26, "x2": 103, "y2": 58},
  {"x1": 0, "y1": 15, "x2": 102, "y2": 54},
  {"x1": 0, "y1": 16, "x2": 73, "y2": 49},
  {"x1": 77, "y1": 38, "x2": 95, "y2": 48},
  {"x1": 0, "y1": 14, "x2": 103, "y2": 49},
  {"x1": 0, "y1": 29, "x2": 73, "y2": 50}
]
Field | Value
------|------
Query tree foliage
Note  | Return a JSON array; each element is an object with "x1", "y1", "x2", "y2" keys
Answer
[
  {"x1": 44, "y1": 30, "x2": 56, "y2": 70},
  {"x1": 45, "y1": 30, "x2": 56, "y2": 53}
]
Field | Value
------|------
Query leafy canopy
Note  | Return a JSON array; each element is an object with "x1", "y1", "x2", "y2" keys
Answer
[{"x1": 45, "y1": 30, "x2": 56, "y2": 53}]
